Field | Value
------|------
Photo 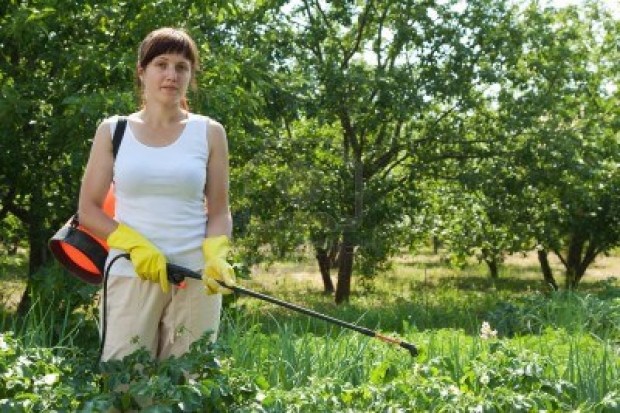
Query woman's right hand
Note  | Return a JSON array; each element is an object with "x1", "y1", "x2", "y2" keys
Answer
[{"x1": 107, "y1": 223, "x2": 170, "y2": 293}]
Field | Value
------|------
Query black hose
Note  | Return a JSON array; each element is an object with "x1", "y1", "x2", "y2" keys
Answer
[{"x1": 97, "y1": 253, "x2": 129, "y2": 364}]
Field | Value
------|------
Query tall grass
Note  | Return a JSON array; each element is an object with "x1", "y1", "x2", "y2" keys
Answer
[
  {"x1": 1, "y1": 253, "x2": 618, "y2": 410},
  {"x1": 0, "y1": 288, "x2": 93, "y2": 348},
  {"x1": 219, "y1": 310, "x2": 381, "y2": 388},
  {"x1": 0, "y1": 263, "x2": 100, "y2": 349},
  {"x1": 219, "y1": 295, "x2": 619, "y2": 408}
]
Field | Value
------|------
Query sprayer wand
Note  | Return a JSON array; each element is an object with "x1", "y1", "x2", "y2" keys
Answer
[{"x1": 167, "y1": 263, "x2": 418, "y2": 357}]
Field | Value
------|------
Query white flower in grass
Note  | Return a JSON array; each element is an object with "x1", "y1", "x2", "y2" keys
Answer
[
  {"x1": 448, "y1": 385, "x2": 460, "y2": 396},
  {"x1": 17, "y1": 355, "x2": 32, "y2": 366},
  {"x1": 479, "y1": 372, "x2": 490, "y2": 386},
  {"x1": 441, "y1": 385, "x2": 461, "y2": 398},
  {"x1": 601, "y1": 391, "x2": 619, "y2": 408},
  {"x1": 480, "y1": 321, "x2": 497, "y2": 340},
  {"x1": 0, "y1": 335, "x2": 7, "y2": 350}
]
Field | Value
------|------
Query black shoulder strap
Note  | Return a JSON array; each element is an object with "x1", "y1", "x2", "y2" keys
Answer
[{"x1": 112, "y1": 117, "x2": 127, "y2": 160}]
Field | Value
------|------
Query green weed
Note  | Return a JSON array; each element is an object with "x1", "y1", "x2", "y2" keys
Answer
[{"x1": 0, "y1": 255, "x2": 618, "y2": 411}]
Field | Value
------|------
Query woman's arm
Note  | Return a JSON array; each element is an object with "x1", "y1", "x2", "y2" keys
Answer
[
  {"x1": 78, "y1": 119, "x2": 119, "y2": 239},
  {"x1": 205, "y1": 120, "x2": 233, "y2": 238}
]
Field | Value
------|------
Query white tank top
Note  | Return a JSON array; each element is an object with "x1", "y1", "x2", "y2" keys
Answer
[{"x1": 105, "y1": 113, "x2": 209, "y2": 276}]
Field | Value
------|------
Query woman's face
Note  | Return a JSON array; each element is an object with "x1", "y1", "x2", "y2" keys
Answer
[{"x1": 139, "y1": 53, "x2": 192, "y2": 106}]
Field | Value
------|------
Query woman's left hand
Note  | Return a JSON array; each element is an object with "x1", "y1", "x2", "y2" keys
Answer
[{"x1": 201, "y1": 235, "x2": 236, "y2": 295}]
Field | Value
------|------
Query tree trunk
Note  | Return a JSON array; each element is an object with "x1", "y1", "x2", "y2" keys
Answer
[
  {"x1": 553, "y1": 233, "x2": 601, "y2": 289},
  {"x1": 329, "y1": 240, "x2": 340, "y2": 269},
  {"x1": 564, "y1": 234, "x2": 586, "y2": 289},
  {"x1": 481, "y1": 248, "x2": 500, "y2": 279},
  {"x1": 485, "y1": 257, "x2": 499, "y2": 279},
  {"x1": 16, "y1": 285, "x2": 31, "y2": 316},
  {"x1": 575, "y1": 242, "x2": 598, "y2": 286},
  {"x1": 28, "y1": 228, "x2": 48, "y2": 275},
  {"x1": 315, "y1": 246, "x2": 335, "y2": 293},
  {"x1": 334, "y1": 102, "x2": 362, "y2": 305},
  {"x1": 18, "y1": 221, "x2": 47, "y2": 316},
  {"x1": 432, "y1": 236, "x2": 440, "y2": 254},
  {"x1": 335, "y1": 234, "x2": 354, "y2": 304},
  {"x1": 17, "y1": 187, "x2": 49, "y2": 316},
  {"x1": 537, "y1": 249, "x2": 558, "y2": 291}
]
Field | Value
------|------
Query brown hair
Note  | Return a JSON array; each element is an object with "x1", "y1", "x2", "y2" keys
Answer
[{"x1": 136, "y1": 28, "x2": 200, "y2": 109}]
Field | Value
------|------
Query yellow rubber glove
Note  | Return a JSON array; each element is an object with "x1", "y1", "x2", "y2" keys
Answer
[
  {"x1": 202, "y1": 235, "x2": 236, "y2": 295},
  {"x1": 107, "y1": 223, "x2": 169, "y2": 293}
]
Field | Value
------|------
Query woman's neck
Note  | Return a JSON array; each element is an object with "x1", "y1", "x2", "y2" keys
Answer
[{"x1": 138, "y1": 105, "x2": 187, "y2": 127}]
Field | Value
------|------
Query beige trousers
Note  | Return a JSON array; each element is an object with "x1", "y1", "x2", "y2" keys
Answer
[{"x1": 100, "y1": 276, "x2": 222, "y2": 361}]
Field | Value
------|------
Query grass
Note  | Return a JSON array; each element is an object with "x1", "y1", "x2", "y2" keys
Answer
[
  {"x1": 226, "y1": 249, "x2": 619, "y2": 338},
  {"x1": 218, "y1": 249, "x2": 619, "y2": 409},
  {"x1": 0, "y1": 251, "x2": 28, "y2": 313},
  {"x1": 1, "y1": 247, "x2": 619, "y2": 410}
]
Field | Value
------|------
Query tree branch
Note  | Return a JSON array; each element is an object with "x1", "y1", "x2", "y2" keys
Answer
[
  {"x1": 552, "y1": 248, "x2": 568, "y2": 268},
  {"x1": 580, "y1": 240, "x2": 599, "y2": 276},
  {"x1": 301, "y1": 0, "x2": 325, "y2": 64},
  {"x1": 364, "y1": 122, "x2": 403, "y2": 179},
  {"x1": 341, "y1": 0, "x2": 374, "y2": 69},
  {"x1": 378, "y1": 151, "x2": 409, "y2": 181},
  {"x1": 339, "y1": 110, "x2": 360, "y2": 158}
]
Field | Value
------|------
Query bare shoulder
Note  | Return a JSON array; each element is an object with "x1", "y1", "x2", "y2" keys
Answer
[
  {"x1": 208, "y1": 118, "x2": 226, "y2": 139},
  {"x1": 93, "y1": 117, "x2": 116, "y2": 143},
  {"x1": 207, "y1": 118, "x2": 228, "y2": 149}
]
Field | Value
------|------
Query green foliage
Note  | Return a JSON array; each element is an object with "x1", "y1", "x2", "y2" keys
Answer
[
  {"x1": 494, "y1": 3, "x2": 620, "y2": 285},
  {"x1": 229, "y1": 0, "x2": 530, "y2": 301},
  {"x1": 1, "y1": 255, "x2": 619, "y2": 410},
  {"x1": 488, "y1": 288, "x2": 620, "y2": 339},
  {"x1": 4, "y1": 264, "x2": 99, "y2": 349},
  {"x1": 0, "y1": 331, "x2": 261, "y2": 412},
  {"x1": 0, "y1": 332, "x2": 93, "y2": 412},
  {"x1": 235, "y1": 119, "x2": 344, "y2": 266},
  {"x1": 86, "y1": 335, "x2": 260, "y2": 412},
  {"x1": 415, "y1": 2, "x2": 620, "y2": 285},
  {"x1": 2, "y1": 0, "x2": 620, "y2": 408},
  {"x1": 218, "y1": 327, "x2": 619, "y2": 412},
  {"x1": 2, "y1": 0, "x2": 619, "y2": 296},
  {"x1": 0, "y1": 215, "x2": 26, "y2": 256}
]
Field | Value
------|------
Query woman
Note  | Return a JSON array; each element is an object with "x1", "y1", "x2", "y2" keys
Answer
[{"x1": 78, "y1": 27, "x2": 235, "y2": 361}]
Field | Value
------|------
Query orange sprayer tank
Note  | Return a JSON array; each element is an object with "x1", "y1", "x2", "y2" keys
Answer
[{"x1": 48, "y1": 186, "x2": 116, "y2": 284}]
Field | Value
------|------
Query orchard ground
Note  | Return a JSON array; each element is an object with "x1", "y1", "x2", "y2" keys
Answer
[
  {"x1": 1, "y1": 248, "x2": 619, "y2": 313},
  {"x1": 244, "y1": 248, "x2": 620, "y2": 294}
]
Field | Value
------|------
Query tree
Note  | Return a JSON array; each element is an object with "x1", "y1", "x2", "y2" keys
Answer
[
  {"x1": 0, "y1": 1, "x2": 140, "y2": 312},
  {"x1": 235, "y1": 0, "x2": 523, "y2": 302},
  {"x1": 497, "y1": 4, "x2": 620, "y2": 288},
  {"x1": 423, "y1": 3, "x2": 619, "y2": 289}
]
